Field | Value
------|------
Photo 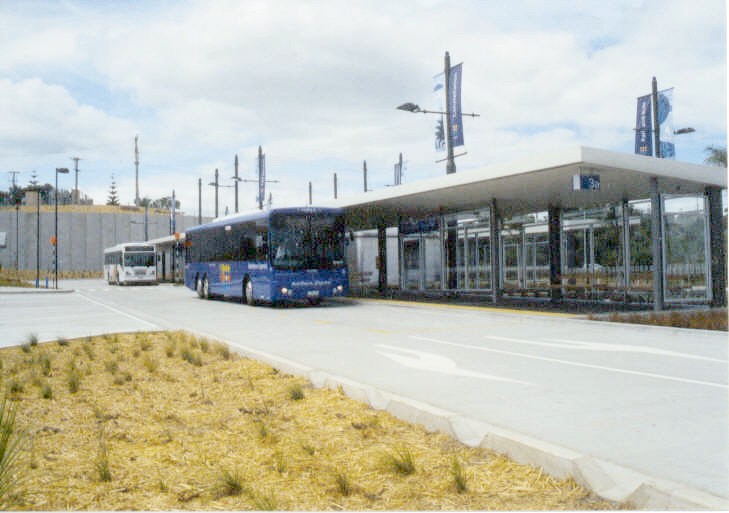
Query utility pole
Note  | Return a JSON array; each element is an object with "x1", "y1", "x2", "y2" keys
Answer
[
  {"x1": 242, "y1": 146, "x2": 278, "y2": 210},
  {"x1": 10, "y1": 171, "x2": 20, "y2": 270},
  {"x1": 134, "y1": 135, "x2": 140, "y2": 205},
  {"x1": 170, "y1": 189, "x2": 176, "y2": 235},
  {"x1": 71, "y1": 157, "x2": 81, "y2": 203},
  {"x1": 233, "y1": 154, "x2": 240, "y2": 213},
  {"x1": 209, "y1": 168, "x2": 220, "y2": 218},
  {"x1": 363, "y1": 160, "x2": 368, "y2": 192},
  {"x1": 394, "y1": 153, "x2": 403, "y2": 185},
  {"x1": 198, "y1": 178, "x2": 202, "y2": 224},
  {"x1": 333, "y1": 172, "x2": 338, "y2": 199},
  {"x1": 308, "y1": 181, "x2": 313, "y2": 205}
]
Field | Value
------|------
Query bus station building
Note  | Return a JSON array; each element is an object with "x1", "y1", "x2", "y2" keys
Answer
[{"x1": 331, "y1": 146, "x2": 726, "y2": 310}]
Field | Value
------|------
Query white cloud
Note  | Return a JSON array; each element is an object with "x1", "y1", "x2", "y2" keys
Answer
[{"x1": 0, "y1": 0, "x2": 724, "y2": 216}]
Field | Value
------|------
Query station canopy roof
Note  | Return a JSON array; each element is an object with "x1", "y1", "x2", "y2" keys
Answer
[{"x1": 325, "y1": 146, "x2": 727, "y2": 230}]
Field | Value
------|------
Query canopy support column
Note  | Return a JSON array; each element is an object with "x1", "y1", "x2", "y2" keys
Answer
[
  {"x1": 548, "y1": 206, "x2": 563, "y2": 302},
  {"x1": 707, "y1": 186, "x2": 727, "y2": 307},
  {"x1": 650, "y1": 177, "x2": 665, "y2": 311}
]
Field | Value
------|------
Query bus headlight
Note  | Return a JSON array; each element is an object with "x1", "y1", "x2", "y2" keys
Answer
[
  {"x1": 280, "y1": 287, "x2": 291, "y2": 296},
  {"x1": 333, "y1": 285, "x2": 343, "y2": 295}
]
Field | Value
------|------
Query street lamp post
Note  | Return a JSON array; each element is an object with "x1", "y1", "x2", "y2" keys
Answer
[
  {"x1": 54, "y1": 167, "x2": 69, "y2": 289},
  {"x1": 397, "y1": 52, "x2": 479, "y2": 175}
]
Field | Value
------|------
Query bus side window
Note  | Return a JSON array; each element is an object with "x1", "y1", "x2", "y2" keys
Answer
[{"x1": 255, "y1": 233, "x2": 268, "y2": 261}]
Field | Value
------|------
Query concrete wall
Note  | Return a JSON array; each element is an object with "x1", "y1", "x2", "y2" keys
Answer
[{"x1": 0, "y1": 208, "x2": 203, "y2": 272}]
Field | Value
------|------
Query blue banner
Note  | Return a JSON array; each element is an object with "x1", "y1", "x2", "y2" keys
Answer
[
  {"x1": 658, "y1": 88, "x2": 675, "y2": 159},
  {"x1": 634, "y1": 94, "x2": 653, "y2": 156},
  {"x1": 433, "y1": 73, "x2": 446, "y2": 152},
  {"x1": 448, "y1": 63, "x2": 464, "y2": 147}
]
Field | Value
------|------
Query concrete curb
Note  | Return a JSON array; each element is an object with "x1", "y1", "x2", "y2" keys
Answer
[
  {"x1": 0, "y1": 287, "x2": 74, "y2": 294},
  {"x1": 189, "y1": 329, "x2": 729, "y2": 511}
]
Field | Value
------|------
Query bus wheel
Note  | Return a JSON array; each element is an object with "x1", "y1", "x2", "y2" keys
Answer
[
  {"x1": 202, "y1": 277, "x2": 210, "y2": 299},
  {"x1": 244, "y1": 279, "x2": 255, "y2": 306},
  {"x1": 196, "y1": 276, "x2": 205, "y2": 298}
]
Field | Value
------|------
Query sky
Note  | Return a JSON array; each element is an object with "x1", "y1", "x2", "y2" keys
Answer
[{"x1": 1, "y1": 0, "x2": 726, "y2": 219}]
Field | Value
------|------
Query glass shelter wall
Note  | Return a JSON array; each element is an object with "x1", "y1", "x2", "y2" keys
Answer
[{"x1": 368, "y1": 192, "x2": 714, "y2": 305}]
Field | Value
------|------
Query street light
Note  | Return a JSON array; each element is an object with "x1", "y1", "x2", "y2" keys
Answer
[
  {"x1": 54, "y1": 167, "x2": 69, "y2": 289},
  {"x1": 397, "y1": 52, "x2": 479, "y2": 174}
]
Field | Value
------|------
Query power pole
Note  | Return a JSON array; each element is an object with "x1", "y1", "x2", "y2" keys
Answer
[
  {"x1": 71, "y1": 157, "x2": 81, "y2": 203},
  {"x1": 333, "y1": 172, "x2": 338, "y2": 199},
  {"x1": 134, "y1": 135, "x2": 140, "y2": 205},
  {"x1": 242, "y1": 146, "x2": 278, "y2": 210},
  {"x1": 394, "y1": 153, "x2": 403, "y2": 185},
  {"x1": 363, "y1": 160, "x2": 368, "y2": 192},
  {"x1": 208, "y1": 168, "x2": 220, "y2": 218},
  {"x1": 233, "y1": 154, "x2": 240, "y2": 213},
  {"x1": 198, "y1": 178, "x2": 202, "y2": 224}
]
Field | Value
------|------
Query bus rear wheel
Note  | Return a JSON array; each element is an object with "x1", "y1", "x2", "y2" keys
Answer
[
  {"x1": 244, "y1": 279, "x2": 255, "y2": 306},
  {"x1": 197, "y1": 276, "x2": 209, "y2": 299}
]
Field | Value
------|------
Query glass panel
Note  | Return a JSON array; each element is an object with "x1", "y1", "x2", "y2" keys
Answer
[
  {"x1": 402, "y1": 238, "x2": 420, "y2": 290},
  {"x1": 627, "y1": 200, "x2": 654, "y2": 303},
  {"x1": 664, "y1": 195, "x2": 709, "y2": 301}
]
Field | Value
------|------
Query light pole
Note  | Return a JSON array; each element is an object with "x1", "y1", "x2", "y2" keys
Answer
[
  {"x1": 54, "y1": 167, "x2": 69, "y2": 289},
  {"x1": 397, "y1": 52, "x2": 479, "y2": 175}
]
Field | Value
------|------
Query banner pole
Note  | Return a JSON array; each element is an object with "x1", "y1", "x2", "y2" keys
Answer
[{"x1": 445, "y1": 51, "x2": 456, "y2": 174}]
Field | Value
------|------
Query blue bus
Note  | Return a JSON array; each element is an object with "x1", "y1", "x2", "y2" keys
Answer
[{"x1": 184, "y1": 207, "x2": 348, "y2": 305}]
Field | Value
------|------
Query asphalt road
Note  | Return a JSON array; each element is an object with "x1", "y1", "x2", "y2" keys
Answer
[{"x1": 1, "y1": 280, "x2": 727, "y2": 508}]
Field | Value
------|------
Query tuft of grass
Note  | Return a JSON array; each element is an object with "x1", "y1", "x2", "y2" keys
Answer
[
  {"x1": 301, "y1": 443, "x2": 316, "y2": 456},
  {"x1": 452, "y1": 456, "x2": 468, "y2": 493},
  {"x1": 288, "y1": 383, "x2": 305, "y2": 401},
  {"x1": 384, "y1": 445, "x2": 416, "y2": 475},
  {"x1": 56, "y1": 337, "x2": 69, "y2": 347},
  {"x1": 180, "y1": 348, "x2": 202, "y2": 366},
  {"x1": 6, "y1": 380, "x2": 23, "y2": 396},
  {"x1": 217, "y1": 469, "x2": 246, "y2": 497},
  {"x1": 95, "y1": 432, "x2": 112, "y2": 482},
  {"x1": 20, "y1": 343, "x2": 31, "y2": 354},
  {"x1": 249, "y1": 490, "x2": 277, "y2": 511},
  {"x1": 0, "y1": 396, "x2": 25, "y2": 502},
  {"x1": 334, "y1": 469, "x2": 353, "y2": 496},
  {"x1": 38, "y1": 353, "x2": 52, "y2": 377},
  {"x1": 142, "y1": 355, "x2": 158, "y2": 373},
  {"x1": 27, "y1": 333, "x2": 38, "y2": 346},
  {"x1": 40, "y1": 383, "x2": 53, "y2": 400},
  {"x1": 67, "y1": 369, "x2": 81, "y2": 393},
  {"x1": 214, "y1": 343, "x2": 231, "y2": 360},
  {"x1": 273, "y1": 450, "x2": 287, "y2": 473},
  {"x1": 104, "y1": 360, "x2": 119, "y2": 374}
]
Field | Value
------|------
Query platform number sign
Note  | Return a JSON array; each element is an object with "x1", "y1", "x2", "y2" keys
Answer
[{"x1": 572, "y1": 174, "x2": 600, "y2": 191}]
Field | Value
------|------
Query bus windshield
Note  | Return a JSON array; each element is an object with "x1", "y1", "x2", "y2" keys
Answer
[
  {"x1": 124, "y1": 252, "x2": 155, "y2": 267},
  {"x1": 270, "y1": 212, "x2": 345, "y2": 270}
]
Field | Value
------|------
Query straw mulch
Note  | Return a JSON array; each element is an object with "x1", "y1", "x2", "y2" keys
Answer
[{"x1": 0, "y1": 331, "x2": 621, "y2": 510}]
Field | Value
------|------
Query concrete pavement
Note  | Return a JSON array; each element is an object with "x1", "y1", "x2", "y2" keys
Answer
[{"x1": 1, "y1": 282, "x2": 727, "y2": 510}]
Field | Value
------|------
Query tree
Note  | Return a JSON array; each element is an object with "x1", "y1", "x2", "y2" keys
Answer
[
  {"x1": 107, "y1": 176, "x2": 120, "y2": 206},
  {"x1": 704, "y1": 145, "x2": 727, "y2": 167},
  {"x1": 150, "y1": 196, "x2": 180, "y2": 210}
]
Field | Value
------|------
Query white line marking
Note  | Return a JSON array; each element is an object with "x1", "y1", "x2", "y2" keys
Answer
[
  {"x1": 410, "y1": 335, "x2": 728, "y2": 389},
  {"x1": 375, "y1": 344, "x2": 532, "y2": 385},
  {"x1": 483, "y1": 335, "x2": 727, "y2": 363},
  {"x1": 76, "y1": 293, "x2": 160, "y2": 329}
]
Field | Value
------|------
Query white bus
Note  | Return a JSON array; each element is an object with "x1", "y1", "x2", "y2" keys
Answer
[{"x1": 104, "y1": 242, "x2": 157, "y2": 285}]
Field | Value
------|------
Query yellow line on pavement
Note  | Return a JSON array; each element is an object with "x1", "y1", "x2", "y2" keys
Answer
[{"x1": 353, "y1": 297, "x2": 575, "y2": 318}]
